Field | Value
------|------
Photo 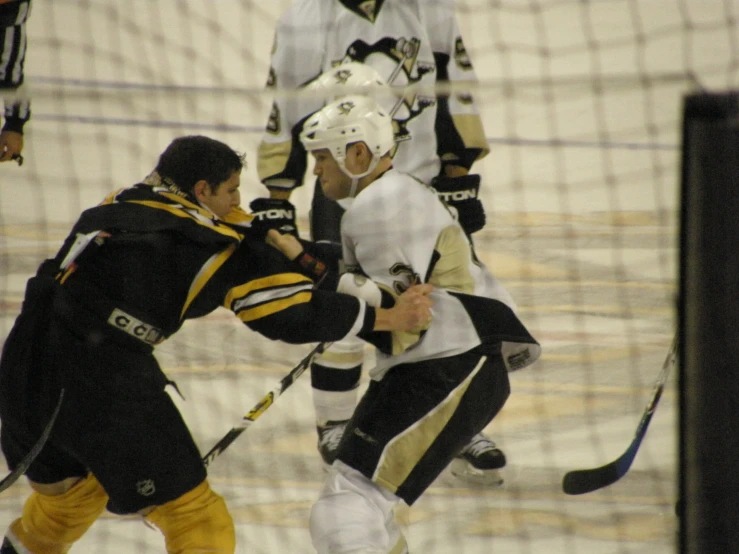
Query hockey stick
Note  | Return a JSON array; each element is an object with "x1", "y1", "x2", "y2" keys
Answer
[
  {"x1": 201, "y1": 341, "x2": 331, "y2": 467},
  {"x1": 561, "y1": 335, "x2": 677, "y2": 495},
  {"x1": 107, "y1": 342, "x2": 331, "y2": 514},
  {"x1": 0, "y1": 389, "x2": 65, "y2": 494}
]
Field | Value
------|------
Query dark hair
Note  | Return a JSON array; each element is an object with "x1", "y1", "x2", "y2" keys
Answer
[{"x1": 155, "y1": 135, "x2": 245, "y2": 194}]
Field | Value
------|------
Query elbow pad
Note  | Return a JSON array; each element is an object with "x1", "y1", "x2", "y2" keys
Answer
[{"x1": 337, "y1": 273, "x2": 382, "y2": 308}]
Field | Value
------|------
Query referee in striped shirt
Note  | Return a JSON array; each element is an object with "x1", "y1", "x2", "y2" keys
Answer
[{"x1": 0, "y1": 0, "x2": 30, "y2": 165}]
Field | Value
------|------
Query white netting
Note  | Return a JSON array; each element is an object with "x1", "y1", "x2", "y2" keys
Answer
[{"x1": 1, "y1": 0, "x2": 738, "y2": 552}]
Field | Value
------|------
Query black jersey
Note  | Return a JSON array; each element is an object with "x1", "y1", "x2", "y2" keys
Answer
[{"x1": 52, "y1": 183, "x2": 375, "y2": 348}]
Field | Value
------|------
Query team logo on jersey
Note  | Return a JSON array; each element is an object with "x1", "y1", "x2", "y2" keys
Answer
[
  {"x1": 334, "y1": 69, "x2": 352, "y2": 85},
  {"x1": 136, "y1": 480, "x2": 156, "y2": 497},
  {"x1": 338, "y1": 100, "x2": 355, "y2": 116},
  {"x1": 337, "y1": 36, "x2": 436, "y2": 148},
  {"x1": 345, "y1": 37, "x2": 434, "y2": 85}
]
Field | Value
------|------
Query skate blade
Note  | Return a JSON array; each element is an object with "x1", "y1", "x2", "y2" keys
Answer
[{"x1": 450, "y1": 458, "x2": 504, "y2": 486}]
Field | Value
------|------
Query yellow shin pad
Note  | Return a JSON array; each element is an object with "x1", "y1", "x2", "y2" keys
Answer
[
  {"x1": 145, "y1": 480, "x2": 235, "y2": 554},
  {"x1": 6, "y1": 474, "x2": 108, "y2": 554}
]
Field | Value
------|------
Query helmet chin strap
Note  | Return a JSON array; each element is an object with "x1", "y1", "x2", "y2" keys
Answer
[{"x1": 338, "y1": 155, "x2": 381, "y2": 198}]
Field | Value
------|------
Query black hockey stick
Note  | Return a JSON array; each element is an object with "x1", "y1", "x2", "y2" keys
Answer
[
  {"x1": 107, "y1": 343, "x2": 331, "y2": 514},
  {"x1": 201, "y1": 341, "x2": 331, "y2": 467},
  {"x1": 0, "y1": 389, "x2": 65, "y2": 494},
  {"x1": 562, "y1": 335, "x2": 677, "y2": 495}
]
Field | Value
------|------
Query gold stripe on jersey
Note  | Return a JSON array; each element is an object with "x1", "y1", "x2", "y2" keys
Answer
[
  {"x1": 181, "y1": 243, "x2": 239, "y2": 319},
  {"x1": 257, "y1": 140, "x2": 293, "y2": 185},
  {"x1": 236, "y1": 291, "x2": 313, "y2": 323},
  {"x1": 99, "y1": 188, "x2": 127, "y2": 205},
  {"x1": 157, "y1": 190, "x2": 204, "y2": 210},
  {"x1": 225, "y1": 273, "x2": 313, "y2": 322},
  {"x1": 428, "y1": 225, "x2": 475, "y2": 293},
  {"x1": 372, "y1": 356, "x2": 487, "y2": 493},
  {"x1": 391, "y1": 328, "x2": 424, "y2": 356},
  {"x1": 226, "y1": 273, "x2": 312, "y2": 305},
  {"x1": 450, "y1": 113, "x2": 490, "y2": 159},
  {"x1": 390, "y1": 535, "x2": 409, "y2": 554},
  {"x1": 222, "y1": 205, "x2": 255, "y2": 227},
  {"x1": 128, "y1": 200, "x2": 244, "y2": 242},
  {"x1": 99, "y1": 186, "x2": 245, "y2": 242}
]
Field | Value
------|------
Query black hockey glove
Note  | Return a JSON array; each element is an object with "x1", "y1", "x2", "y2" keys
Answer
[
  {"x1": 249, "y1": 198, "x2": 299, "y2": 238},
  {"x1": 431, "y1": 174, "x2": 486, "y2": 235}
]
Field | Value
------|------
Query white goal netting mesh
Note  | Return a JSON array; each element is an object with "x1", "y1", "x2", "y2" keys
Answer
[{"x1": 1, "y1": 0, "x2": 737, "y2": 552}]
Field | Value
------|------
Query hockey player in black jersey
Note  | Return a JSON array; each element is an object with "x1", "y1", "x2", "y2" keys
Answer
[
  {"x1": 255, "y1": 0, "x2": 501, "y2": 484},
  {"x1": 0, "y1": 135, "x2": 433, "y2": 554},
  {"x1": 0, "y1": 0, "x2": 31, "y2": 164},
  {"x1": 266, "y1": 96, "x2": 540, "y2": 554}
]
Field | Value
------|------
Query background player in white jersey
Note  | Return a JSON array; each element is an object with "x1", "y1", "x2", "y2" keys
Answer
[
  {"x1": 266, "y1": 95, "x2": 540, "y2": 553},
  {"x1": 254, "y1": 0, "x2": 501, "y2": 482}
]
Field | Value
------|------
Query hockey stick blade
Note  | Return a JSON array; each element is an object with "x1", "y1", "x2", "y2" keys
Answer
[
  {"x1": 562, "y1": 336, "x2": 677, "y2": 495},
  {"x1": 202, "y1": 341, "x2": 331, "y2": 467}
]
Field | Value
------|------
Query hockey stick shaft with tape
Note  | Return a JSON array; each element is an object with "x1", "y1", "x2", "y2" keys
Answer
[
  {"x1": 107, "y1": 343, "x2": 332, "y2": 515},
  {"x1": 562, "y1": 334, "x2": 677, "y2": 495},
  {"x1": 202, "y1": 341, "x2": 331, "y2": 467}
]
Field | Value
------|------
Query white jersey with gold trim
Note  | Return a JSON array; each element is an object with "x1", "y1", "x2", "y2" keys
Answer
[
  {"x1": 258, "y1": 0, "x2": 489, "y2": 192},
  {"x1": 341, "y1": 169, "x2": 539, "y2": 379}
]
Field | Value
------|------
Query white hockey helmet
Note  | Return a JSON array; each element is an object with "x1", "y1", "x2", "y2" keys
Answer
[
  {"x1": 307, "y1": 61, "x2": 388, "y2": 101},
  {"x1": 300, "y1": 94, "x2": 396, "y2": 183}
]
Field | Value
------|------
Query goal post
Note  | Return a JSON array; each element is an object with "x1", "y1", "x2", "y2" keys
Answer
[{"x1": 678, "y1": 90, "x2": 739, "y2": 553}]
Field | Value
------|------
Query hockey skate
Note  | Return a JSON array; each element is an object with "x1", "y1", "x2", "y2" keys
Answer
[
  {"x1": 316, "y1": 419, "x2": 348, "y2": 468},
  {"x1": 450, "y1": 433, "x2": 506, "y2": 485}
]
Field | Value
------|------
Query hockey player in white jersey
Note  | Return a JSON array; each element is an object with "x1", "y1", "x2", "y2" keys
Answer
[
  {"x1": 266, "y1": 96, "x2": 540, "y2": 553},
  {"x1": 254, "y1": 0, "x2": 501, "y2": 483}
]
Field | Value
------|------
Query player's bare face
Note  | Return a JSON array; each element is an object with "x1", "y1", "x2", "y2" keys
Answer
[
  {"x1": 200, "y1": 171, "x2": 241, "y2": 218},
  {"x1": 311, "y1": 150, "x2": 351, "y2": 200}
]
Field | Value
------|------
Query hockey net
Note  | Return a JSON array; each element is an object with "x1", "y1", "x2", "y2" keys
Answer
[{"x1": 0, "y1": 0, "x2": 737, "y2": 552}]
